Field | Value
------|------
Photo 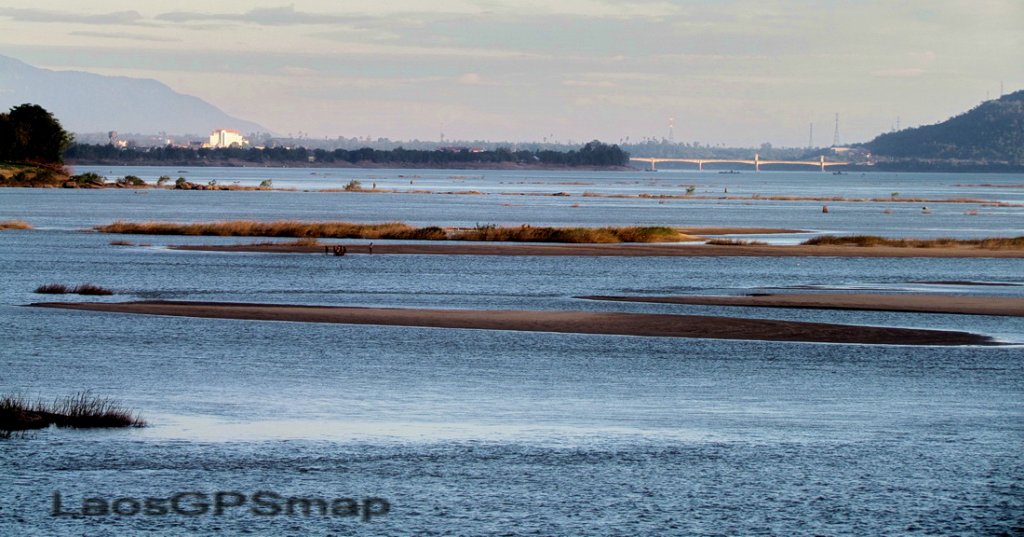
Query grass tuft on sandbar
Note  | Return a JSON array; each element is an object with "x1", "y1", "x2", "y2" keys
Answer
[
  {"x1": 803, "y1": 235, "x2": 1024, "y2": 249},
  {"x1": 95, "y1": 220, "x2": 696, "y2": 243},
  {"x1": 34, "y1": 283, "x2": 115, "y2": 295},
  {"x1": 0, "y1": 220, "x2": 32, "y2": 230}
]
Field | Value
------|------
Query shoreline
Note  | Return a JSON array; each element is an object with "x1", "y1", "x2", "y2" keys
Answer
[
  {"x1": 581, "y1": 293, "x2": 1024, "y2": 317},
  {"x1": 168, "y1": 242, "x2": 1024, "y2": 258},
  {"x1": 29, "y1": 300, "x2": 995, "y2": 346}
]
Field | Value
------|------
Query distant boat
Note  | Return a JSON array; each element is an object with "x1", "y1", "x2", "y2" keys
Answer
[
  {"x1": 833, "y1": 171, "x2": 846, "y2": 175},
  {"x1": 718, "y1": 170, "x2": 741, "y2": 175}
]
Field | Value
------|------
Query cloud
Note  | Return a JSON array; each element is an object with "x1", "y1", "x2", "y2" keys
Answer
[
  {"x1": 561, "y1": 80, "x2": 615, "y2": 88},
  {"x1": 0, "y1": 8, "x2": 143, "y2": 25},
  {"x1": 871, "y1": 68, "x2": 928, "y2": 78},
  {"x1": 156, "y1": 5, "x2": 368, "y2": 26},
  {"x1": 69, "y1": 31, "x2": 180, "y2": 43},
  {"x1": 457, "y1": 73, "x2": 484, "y2": 85}
]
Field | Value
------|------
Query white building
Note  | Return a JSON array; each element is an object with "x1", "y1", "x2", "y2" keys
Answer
[{"x1": 208, "y1": 129, "x2": 247, "y2": 148}]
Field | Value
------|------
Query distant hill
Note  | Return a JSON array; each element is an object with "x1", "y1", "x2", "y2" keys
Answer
[
  {"x1": 864, "y1": 90, "x2": 1024, "y2": 166},
  {"x1": 0, "y1": 55, "x2": 267, "y2": 136}
]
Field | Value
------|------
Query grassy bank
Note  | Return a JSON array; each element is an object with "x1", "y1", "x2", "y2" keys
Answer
[
  {"x1": 0, "y1": 163, "x2": 69, "y2": 187},
  {"x1": 1, "y1": 392, "x2": 145, "y2": 435},
  {"x1": 803, "y1": 235, "x2": 1024, "y2": 249},
  {"x1": 96, "y1": 220, "x2": 696, "y2": 243}
]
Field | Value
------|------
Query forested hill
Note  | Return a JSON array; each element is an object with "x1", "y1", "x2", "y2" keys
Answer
[{"x1": 864, "y1": 90, "x2": 1024, "y2": 166}]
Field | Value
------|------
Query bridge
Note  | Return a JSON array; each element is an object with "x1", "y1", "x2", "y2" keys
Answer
[{"x1": 630, "y1": 154, "x2": 848, "y2": 172}]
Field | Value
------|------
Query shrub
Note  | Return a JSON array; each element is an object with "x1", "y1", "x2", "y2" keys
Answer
[
  {"x1": 156, "y1": 176, "x2": 171, "y2": 186},
  {"x1": 70, "y1": 172, "x2": 105, "y2": 186},
  {"x1": 115, "y1": 175, "x2": 145, "y2": 187},
  {"x1": 343, "y1": 180, "x2": 363, "y2": 191}
]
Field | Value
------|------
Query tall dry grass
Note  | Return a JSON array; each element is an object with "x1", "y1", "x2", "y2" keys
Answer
[
  {"x1": 0, "y1": 220, "x2": 32, "y2": 230},
  {"x1": 1, "y1": 392, "x2": 145, "y2": 432},
  {"x1": 97, "y1": 220, "x2": 448, "y2": 240},
  {"x1": 96, "y1": 220, "x2": 693, "y2": 243},
  {"x1": 803, "y1": 235, "x2": 1024, "y2": 249}
]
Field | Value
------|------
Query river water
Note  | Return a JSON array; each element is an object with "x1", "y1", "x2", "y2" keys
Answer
[{"x1": 1, "y1": 168, "x2": 1022, "y2": 535}]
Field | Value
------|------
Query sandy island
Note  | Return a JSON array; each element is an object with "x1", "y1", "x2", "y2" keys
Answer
[
  {"x1": 30, "y1": 300, "x2": 994, "y2": 346},
  {"x1": 170, "y1": 242, "x2": 1024, "y2": 258},
  {"x1": 581, "y1": 293, "x2": 1024, "y2": 317}
]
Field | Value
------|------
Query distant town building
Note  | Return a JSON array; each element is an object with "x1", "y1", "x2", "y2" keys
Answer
[{"x1": 208, "y1": 129, "x2": 248, "y2": 148}]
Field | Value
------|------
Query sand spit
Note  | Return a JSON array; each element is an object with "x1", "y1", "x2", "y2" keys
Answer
[
  {"x1": 30, "y1": 300, "x2": 994, "y2": 346},
  {"x1": 169, "y1": 242, "x2": 1024, "y2": 258},
  {"x1": 581, "y1": 293, "x2": 1024, "y2": 317}
]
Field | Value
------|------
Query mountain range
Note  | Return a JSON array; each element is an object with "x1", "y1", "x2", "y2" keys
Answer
[{"x1": 0, "y1": 55, "x2": 266, "y2": 136}]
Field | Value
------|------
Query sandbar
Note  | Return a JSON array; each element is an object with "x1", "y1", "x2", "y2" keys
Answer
[
  {"x1": 30, "y1": 300, "x2": 994, "y2": 345},
  {"x1": 170, "y1": 242, "x2": 1024, "y2": 258},
  {"x1": 581, "y1": 293, "x2": 1024, "y2": 317}
]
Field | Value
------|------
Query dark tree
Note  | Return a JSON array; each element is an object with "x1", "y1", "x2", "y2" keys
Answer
[{"x1": 0, "y1": 104, "x2": 73, "y2": 164}]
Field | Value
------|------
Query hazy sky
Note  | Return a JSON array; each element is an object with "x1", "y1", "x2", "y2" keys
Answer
[{"x1": 1, "y1": 0, "x2": 1021, "y2": 146}]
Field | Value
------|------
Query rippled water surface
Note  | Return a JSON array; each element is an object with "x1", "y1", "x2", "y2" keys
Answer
[{"x1": 1, "y1": 169, "x2": 1022, "y2": 535}]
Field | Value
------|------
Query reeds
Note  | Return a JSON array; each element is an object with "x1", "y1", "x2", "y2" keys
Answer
[
  {"x1": 1, "y1": 392, "x2": 145, "y2": 433},
  {"x1": 34, "y1": 283, "x2": 115, "y2": 295},
  {"x1": 46, "y1": 392, "x2": 147, "y2": 428},
  {"x1": 803, "y1": 235, "x2": 1024, "y2": 249},
  {"x1": 96, "y1": 220, "x2": 694, "y2": 243},
  {"x1": 0, "y1": 220, "x2": 32, "y2": 230}
]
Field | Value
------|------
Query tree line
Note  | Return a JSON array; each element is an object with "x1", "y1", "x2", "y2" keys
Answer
[{"x1": 65, "y1": 140, "x2": 630, "y2": 167}]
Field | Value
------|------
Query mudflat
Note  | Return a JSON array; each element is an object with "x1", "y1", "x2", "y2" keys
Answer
[
  {"x1": 30, "y1": 300, "x2": 994, "y2": 345},
  {"x1": 581, "y1": 293, "x2": 1024, "y2": 317},
  {"x1": 170, "y1": 242, "x2": 1024, "y2": 258}
]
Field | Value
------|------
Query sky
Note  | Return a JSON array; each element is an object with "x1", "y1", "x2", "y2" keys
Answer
[{"x1": 1, "y1": 0, "x2": 1022, "y2": 146}]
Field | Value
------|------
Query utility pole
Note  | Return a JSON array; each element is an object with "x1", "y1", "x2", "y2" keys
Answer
[{"x1": 832, "y1": 113, "x2": 840, "y2": 147}]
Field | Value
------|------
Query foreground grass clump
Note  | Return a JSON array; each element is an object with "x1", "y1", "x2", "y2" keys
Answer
[
  {"x1": 96, "y1": 220, "x2": 694, "y2": 243},
  {"x1": 34, "y1": 283, "x2": 114, "y2": 295},
  {"x1": 1, "y1": 392, "x2": 145, "y2": 434},
  {"x1": 0, "y1": 220, "x2": 32, "y2": 230},
  {"x1": 803, "y1": 235, "x2": 1024, "y2": 249}
]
